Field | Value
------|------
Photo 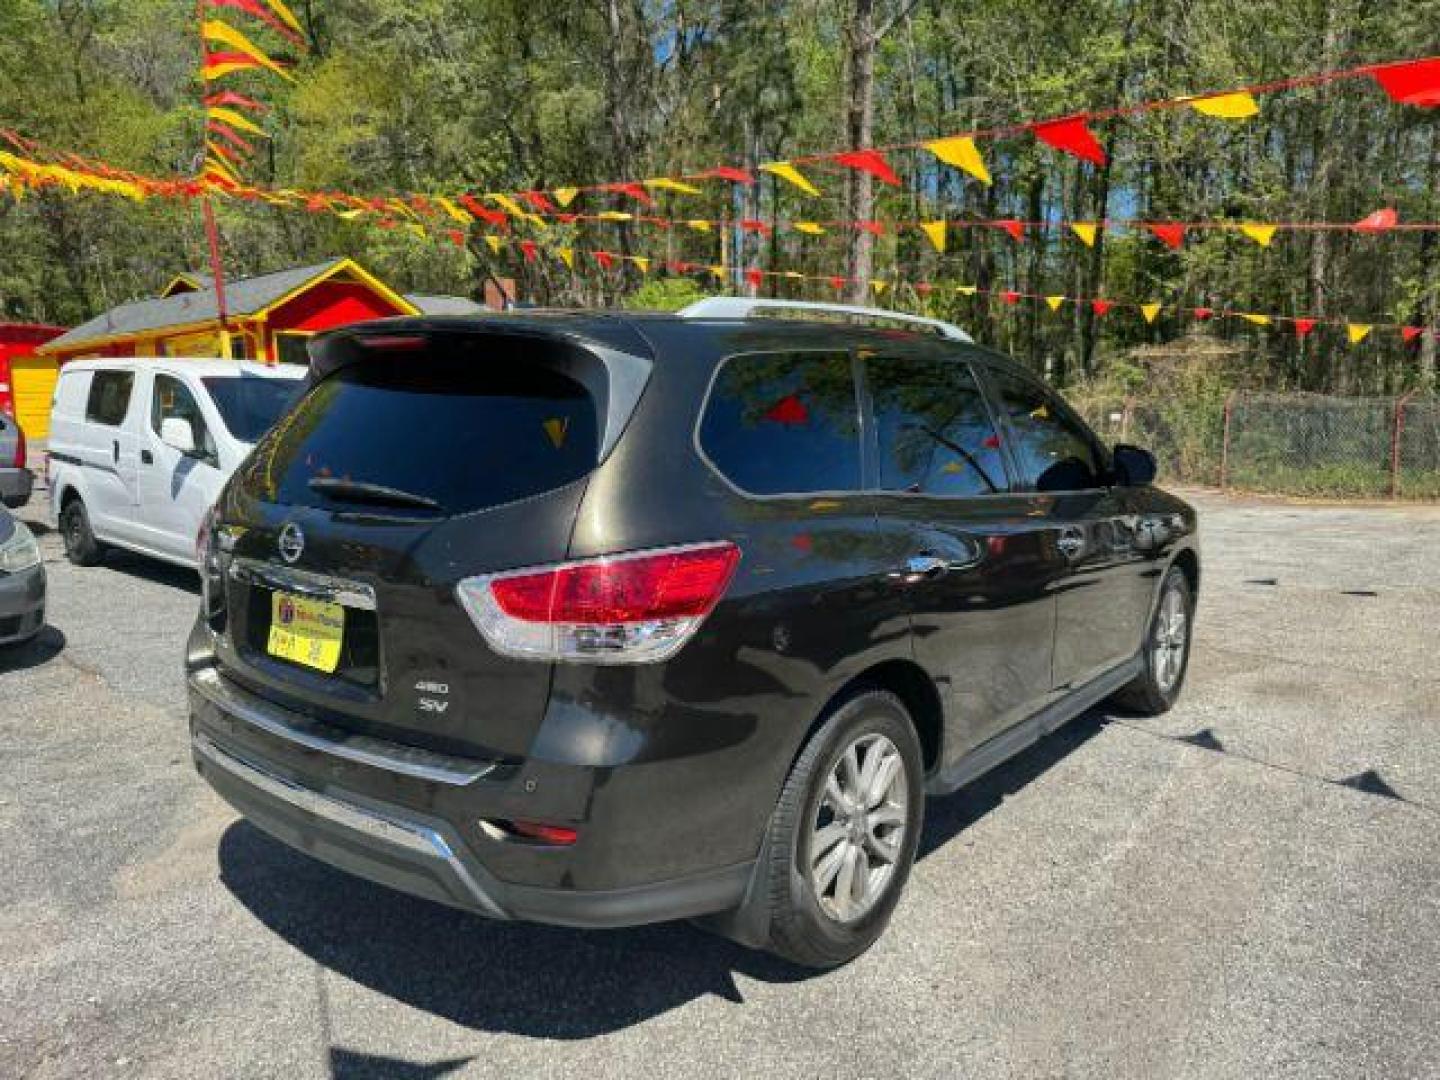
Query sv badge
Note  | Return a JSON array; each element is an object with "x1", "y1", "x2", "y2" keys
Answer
[{"x1": 415, "y1": 680, "x2": 450, "y2": 715}]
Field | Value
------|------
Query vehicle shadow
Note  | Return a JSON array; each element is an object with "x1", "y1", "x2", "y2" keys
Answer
[
  {"x1": 218, "y1": 709, "x2": 1109, "y2": 1041},
  {"x1": 0, "y1": 624, "x2": 66, "y2": 673},
  {"x1": 96, "y1": 551, "x2": 201, "y2": 595}
]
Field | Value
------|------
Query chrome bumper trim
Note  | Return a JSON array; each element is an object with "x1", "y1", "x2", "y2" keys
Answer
[
  {"x1": 190, "y1": 666, "x2": 494, "y2": 786},
  {"x1": 193, "y1": 733, "x2": 506, "y2": 918},
  {"x1": 230, "y1": 557, "x2": 378, "y2": 611}
]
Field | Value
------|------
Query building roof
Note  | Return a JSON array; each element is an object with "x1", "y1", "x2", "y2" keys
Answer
[
  {"x1": 405, "y1": 293, "x2": 486, "y2": 317},
  {"x1": 42, "y1": 258, "x2": 416, "y2": 354}
]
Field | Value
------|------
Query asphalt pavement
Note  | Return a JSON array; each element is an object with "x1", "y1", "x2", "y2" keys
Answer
[{"x1": 2, "y1": 487, "x2": 1438, "y2": 1079}]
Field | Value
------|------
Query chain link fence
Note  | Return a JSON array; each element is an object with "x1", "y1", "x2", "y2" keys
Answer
[{"x1": 1077, "y1": 391, "x2": 1440, "y2": 500}]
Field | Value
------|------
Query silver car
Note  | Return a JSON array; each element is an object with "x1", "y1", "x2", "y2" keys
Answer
[
  {"x1": 0, "y1": 412, "x2": 32, "y2": 509},
  {"x1": 0, "y1": 505, "x2": 44, "y2": 645}
]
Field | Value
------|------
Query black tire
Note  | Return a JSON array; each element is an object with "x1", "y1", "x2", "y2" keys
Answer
[
  {"x1": 1111, "y1": 565, "x2": 1193, "y2": 716},
  {"x1": 758, "y1": 689, "x2": 925, "y2": 969},
  {"x1": 60, "y1": 497, "x2": 106, "y2": 567}
]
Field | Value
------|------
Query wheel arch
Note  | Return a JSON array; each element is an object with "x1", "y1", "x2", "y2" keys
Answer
[
  {"x1": 1172, "y1": 546, "x2": 1200, "y2": 596},
  {"x1": 798, "y1": 659, "x2": 945, "y2": 777}
]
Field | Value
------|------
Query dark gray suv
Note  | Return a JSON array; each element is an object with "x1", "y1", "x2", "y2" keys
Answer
[{"x1": 188, "y1": 301, "x2": 1198, "y2": 967}]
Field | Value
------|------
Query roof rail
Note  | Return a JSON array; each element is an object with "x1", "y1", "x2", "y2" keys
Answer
[{"x1": 677, "y1": 297, "x2": 972, "y2": 343}]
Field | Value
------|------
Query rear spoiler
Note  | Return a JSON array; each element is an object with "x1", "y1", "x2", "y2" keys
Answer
[{"x1": 306, "y1": 318, "x2": 653, "y2": 462}]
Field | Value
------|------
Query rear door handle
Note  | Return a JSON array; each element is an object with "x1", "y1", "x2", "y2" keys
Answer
[
  {"x1": 112, "y1": 439, "x2": 120, "y2": 464},
  {"x1": 904, "y1": 555, "x2": 948, "y2": 577}
]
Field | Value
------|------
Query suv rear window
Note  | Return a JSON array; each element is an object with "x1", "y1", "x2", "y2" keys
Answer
[
  {"x1": 246, "y1": 351, "x2": 599, "y2": 516},
  {"x1": 699, "y1": 351, "x2": 861, "y2": 495},
  {"x1": 85, "y1": 370, "x2": 134, "y2": 426}
]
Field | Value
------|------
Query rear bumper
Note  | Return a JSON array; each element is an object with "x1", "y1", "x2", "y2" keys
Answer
[
  {"x1": 0, "y1": 563, "x2": 45, "y2": 644},
  {"x1": 0, "y1": 468, "x2": 32, "y2": 509},
  {"x1": 188, "y1": 664, "x2": 753, "y2": 928}
]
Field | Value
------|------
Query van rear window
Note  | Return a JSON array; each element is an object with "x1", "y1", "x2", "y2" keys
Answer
[{"x1": 242, "y1": 350, "x2": 599, "y2": 516}]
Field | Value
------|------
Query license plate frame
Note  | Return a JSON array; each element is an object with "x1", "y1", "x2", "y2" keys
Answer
[{"x1": 266, "y1": 590, "x2": 346, "y2": 674}]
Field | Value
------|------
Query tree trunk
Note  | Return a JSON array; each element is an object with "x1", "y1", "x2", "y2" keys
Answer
[
  {"x1": 1306, "y1": 0, "x2": 1354, "y2": 392},
  {"x1": 843, "y1": 0, "x2": 876, "y2": 304}
]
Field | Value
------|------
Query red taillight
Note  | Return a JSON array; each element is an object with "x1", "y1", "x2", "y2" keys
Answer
[
  {"x1": 12, "y1": 423, "x2": 25, "y2": 469},
  {"x1": 458, "y1": 542, "x2": 741, "y2": 664},
  {"x1": 505, "y1": 820, "x2": 579, "y2": 846},
  {"x1": 489, "y1": 543, "x2": 740, "y2": 624}
]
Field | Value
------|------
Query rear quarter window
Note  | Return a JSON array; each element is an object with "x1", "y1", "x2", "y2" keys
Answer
[
  {"x1": 698, "y1": 351, "x2": 861, "y2": 496},
  {"x1": 84, "y1": 370, "x2": 134, "y2": 426}
]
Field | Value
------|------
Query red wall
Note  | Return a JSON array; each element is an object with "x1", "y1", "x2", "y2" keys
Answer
[
  {"x1": 0, "y1": 324, "x2": 66, "y2": 416},
  {"x1": 266, "y1": 280, "x2": 408, "y2": 333}
]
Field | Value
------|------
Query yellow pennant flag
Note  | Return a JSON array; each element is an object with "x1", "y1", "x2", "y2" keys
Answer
[
  {"x1": 435, "y1": 196, "x2": 471, "y2": 224},
  {"x1": 488, "y1": 193, "x2": 536, "y2": 222},
  {"x1": 556, "y1": 247, "x2": 574, "y2": 269},
  {"x1": 552, "y1": 187, "x2": 580, "y2": 207},
  {"x1": 783, "y1": 271, "x2": 804, "y2": 280},
  {"x1": 924, "y1": 136, "x2": 992, "y2": 185},
  {"x1": 335, "y1": 208, "x2": 365, "y2": 221},
  {"x1": 1188, "y1": 92, "x2": 1260, "y2": 120},
  {"x1": 1347, "y1": 323, "x2": 1372, "y2": 344},
  {"x1": 956, "y1": 285, "x2": 978, "y2": 296},
  {"x1": 201, "y1": 20, "x2": 295, "y2": 81},
  {"x1": 202, "y1": 158, "x2": 240, "y2": 186},
  {"x1": 630, "y1": 256, "x2": 651, "y2": 273},
  {"x1": 1239, "y1": 313, "x2": 1272, "y2": 327},
  {"x1": 542, "y1": 417, "x2": 569, "y2": 449},
  {"x1": 685, "y1": 219, "x2": 712, "y2": 233},
  {"x1": 792, "y1": 222, "x2": 826, "y2": 235},
  {"x1": 1071, "y1": 222, "x2": 1100, "y2": 247},
  {"x1": 484, "y1": 235, "x2": 503, "y2": 255},
  {"x1": 644, "y1": 178, "x2": 702, "y2": 196},
  {"x1": 870, "y1": 280, "x2": 888, "y2": 296},
  {"x1": 709, "y1": 265, "x2": 727, "y2": 281},
  {"x1": 598, "y1": 210, "x2": 633, "y2": 221},
  {"x1": 920, "y1": 220, "x2": 947, "y2": 253},
  {"x1": 262, "y1": 0, "x2": 304, "y2": 35},
  {"x1": 1141, "y1": 302, "x2": 1162, "y2": 324},
  {"x1": 207, "y1": 107, "x2": 267, "y2": 137},
  {"x1": 1240, "y1": 223, "x2": 1277, "y2": 247},
  {"x1": 760, "y1": 161, "x2": 821, "y2": 197},
  {"x1": 407, "y1": 223, "x2": 427, "y2": 239},
  {"x1": 1046, "y1": 295, "x2": 1065, "y2": 312}
]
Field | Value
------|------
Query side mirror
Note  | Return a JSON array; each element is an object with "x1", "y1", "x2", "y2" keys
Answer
[
  {"x1": 160, "y1": 417, "x2": 197, "y2": 456},
  {"x1": 1112, "y1": 443, "x2": 1157, "y2": 486}
]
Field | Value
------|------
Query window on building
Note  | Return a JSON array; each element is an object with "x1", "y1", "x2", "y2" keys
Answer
[
  {"x1": 698, "y1": 351, "x2": 861, "y2": 495},
  {"x1": 275, "y1": 334, "x2": 313, "y2": 366}
]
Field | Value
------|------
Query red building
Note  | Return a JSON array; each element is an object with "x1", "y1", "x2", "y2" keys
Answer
[{"x1": 0, "y1": 322, "x2": 67, "y2": 439}]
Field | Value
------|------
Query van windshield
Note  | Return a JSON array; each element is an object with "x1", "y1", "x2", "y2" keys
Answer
[
  {"x1": 240, "y1": 350, "x2": 599, "y2": 516},
  {"x1": 203, "y1": 375, "x2": 304, "y2": 444}
]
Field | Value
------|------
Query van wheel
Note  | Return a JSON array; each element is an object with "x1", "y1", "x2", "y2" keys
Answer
[
  {"x1": 759, "y1": 690, "x2": 924, "y2": 969},
  {"x1": 1111, "y1": 566, "x2": 1193, "y2": 715},
  {"x1": 61, "y1": 498, "x2": 106, "y2": 566}
]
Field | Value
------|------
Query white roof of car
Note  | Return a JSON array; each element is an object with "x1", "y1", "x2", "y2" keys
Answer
[{"x1": 60, "y1": 358, "x2": 306, "y2": 379}]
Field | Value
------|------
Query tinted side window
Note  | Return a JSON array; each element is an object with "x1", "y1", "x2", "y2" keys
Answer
[
  {"x1": 699, "y1": 351, "x2": 861, "y2": 495},
  {"x1": 868, "y1": 353, "x2": 1008, "y2": 496},
  {"x1": 85, "y1": 371, "x2": 134, "y2": 426},
  {"x1": 152, "y1": 375, "x2": 218, "y2": 462},
  {"x1": 986, "y1": 369, "x2": 1103, "y2": 492}
]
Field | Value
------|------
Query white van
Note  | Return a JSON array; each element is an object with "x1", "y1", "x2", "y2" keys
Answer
[{"x1": 47, "y1": 359, "x2": 305, "y2": 569}]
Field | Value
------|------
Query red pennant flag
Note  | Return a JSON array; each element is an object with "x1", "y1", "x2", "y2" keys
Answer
[
  {"x1": 1148, "y1": 223, "x2": 1186, "y2": 250},
  {"x1": 1292, "y1": 318, "x2": 1317, "y2": 338},
  {"x1": 519, "y1": 240, "x2": 538, "y2": 262},
  {"x1": 1193, "y1": 306, "x2": 1214, "y2": 320},
  {"x1": 832, "y1": 149, "x2": 901, "y2": 186},
  {"x1": 827, "y1": 275, "x2": 848, "y2": 291},
  {"x1": 704, "y1": 166, "x2": 756, "y2": 184},
  {"x1": 763, "y1": 394, "x2": 809, "y2": 426},
  {"x1": 740, "y1": 219, "x2": 771, "y2": 236},
  {"x1": 206, "y1": 140, "x2": 243, "y2": 166},
  {"x1": 409, "y1": 195, "x2": 433, "y2": 214},
  {"x1": 207, "y1": 0, "x2": 306, "y2": 47},
  {"x1": 520, "y1": 191, "x2": 556, "y2": 213},
  {"x1": 1032, "y1": 115, "x2": 1107, "y2": 165},
  {"x1": 202, "y1": 52, "x2": 264, "y2": 76},
  {"x1": 1001, "y1": 290, "x2": 1021, "y2": 305},
  {"x1": 446, "y1": 230, "x2": 465, "y2": 246},
  {"x1": 1401, "y1": 326, "x2": 1424, "y2": 345},
  {"x1": 915, "y1": 282, "x2": 933, "y2": 295},
  {"x1": 1091, "y1": 299, "x2": 1112, "y2": 317},
  {"x1": 992, "y1": 219, "x2": 1025, "y2": 241},
  {"x1": 203, "y1": 90, "x2": 267, "y2": 112},
  {"x1": 554, "y1": 212, "x2": 579, "y2": 224},
  {"x1": 609, "y1": 182, "x2": 654, "y2": 206},
  {"x1": 376, "y1": 217, "x2": 397, "y2": 229},
  {"x1": 206, "y1": 121, "x2": 256, "y2": 156},
  {"x1": 459, "y1": 195, "x2": 508, "y2": 227},
  {"x1": 593, "y1": 250, "x2": 615, "y2": 270},
  {"x1": 1353, "y1": 208, "x2": 1399, "y2": 233},
  {"x1": 855, "y1": 221, "x2": 885, "y2": 236},
  {"x1": 1371, "y1": 58, "x2": 1440, "y2": 107},
  {"x1": 744, "y1": 268, "x2": 764, "y2": 289}
]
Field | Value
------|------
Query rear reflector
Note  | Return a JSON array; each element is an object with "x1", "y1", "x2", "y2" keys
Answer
[{"x1": 457, "y1": 541, "x2": 740, "y2": 664}]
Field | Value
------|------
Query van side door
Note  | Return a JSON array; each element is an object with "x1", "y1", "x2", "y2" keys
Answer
[
  {"x1": 978, "y1": 364, "x2": 1153, "y2": 690},
  {"x1": 80, "y1": 368, "x2": 144, "y2": 543},
  {"x1": 863, "y1": 347, "x2": 1066, "y2": 769}
]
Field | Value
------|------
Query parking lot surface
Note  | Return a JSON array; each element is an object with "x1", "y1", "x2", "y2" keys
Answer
[{"x1": 2, "y1": 487, "x2": 1438, "y2": 1079}]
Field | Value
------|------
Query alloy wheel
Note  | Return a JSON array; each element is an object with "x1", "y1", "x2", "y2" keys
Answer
[{"x1": 1152, "y1": 584, "x2": 1188, "y2": 693}]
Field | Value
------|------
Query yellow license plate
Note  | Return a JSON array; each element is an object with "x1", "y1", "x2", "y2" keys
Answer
[{"x1": 267, "y1": 592, "x2": 345, "y2": 674}]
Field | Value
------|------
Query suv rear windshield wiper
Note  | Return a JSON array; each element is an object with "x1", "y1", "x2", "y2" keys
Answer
[{"x1": 307, "y1": 477, "x2": 445, "y2": 512}]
